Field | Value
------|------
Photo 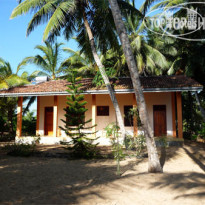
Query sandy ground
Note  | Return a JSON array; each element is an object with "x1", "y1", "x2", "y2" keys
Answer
[{"x1": 0, "y1": 142, "x2": 204, "y2": 205}]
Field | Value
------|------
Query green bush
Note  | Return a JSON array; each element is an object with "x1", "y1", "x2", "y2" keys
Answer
[
  {"x1": 3, "y1": 143, "x2": 36, "y2": 157},
  {"x1": 124, "y1": 134, "x2": 146, "y2": 157},
  {"x1": 198, "y1": 123, "x2": 205, "y2": 139},
  {"x1": 190, "y1": 123, "x2": 205, "y2": 141},
  {"x1": 0, "y1": 135, "x2": 15, "y2": 142},
  {"x1": 22, "y1": 111, "x2": 37, "y2": 136}
]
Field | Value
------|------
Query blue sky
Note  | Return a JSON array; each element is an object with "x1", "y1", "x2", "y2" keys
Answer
[
  {"x1": 0, "y1": 0, "x2": 144, "y2": 75},
  {"x1": 0, "y1": 0, "x2": 144, "y2": 112},
  {"x1": 0, "y1": 0, "x2": 78, "y2": 75}
]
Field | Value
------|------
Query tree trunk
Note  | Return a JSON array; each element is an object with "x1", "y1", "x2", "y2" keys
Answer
[
  {"x1": 108, "y1": 0, "x2": 162, "y2": 173},
  {"x1": 82, "y1": 10, "x2": 126, "y2": 140},
  {"x1": 195, "y1": 91, "x2": 205, "y2": 122}
]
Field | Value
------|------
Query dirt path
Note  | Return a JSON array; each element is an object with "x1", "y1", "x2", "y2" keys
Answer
[{"x1": 0, "y1": 142, "x2": 204, "y2": 205}]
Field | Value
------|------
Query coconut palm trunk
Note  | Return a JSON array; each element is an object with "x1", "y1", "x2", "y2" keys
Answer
[
  {"x1": 108, "y1": 0, "x2": 162, "y2": 172},
  {"x1": 82, "y1": 9, "x2": 126, "y2": 139}
]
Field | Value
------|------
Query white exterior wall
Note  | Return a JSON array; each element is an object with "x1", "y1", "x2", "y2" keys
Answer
[{"x1": 33, "y1": 92, "x2": 173, "y2": 145}]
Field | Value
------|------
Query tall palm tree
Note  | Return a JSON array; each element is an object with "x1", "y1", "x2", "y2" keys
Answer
[
  {"x1": 23, "y1": 42, "x2": 64, "y2": 80},
  {"x1": 10, "y1": 0, "x2": 140, "y2": 139},
  {"x1": 108, "y1": 0, "x2": 162, "y2": 172}
]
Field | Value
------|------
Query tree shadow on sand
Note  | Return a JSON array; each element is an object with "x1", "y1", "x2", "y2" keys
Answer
[
  {"x1": 0, "y1": 141, "x2": 204, "y2": 204},
  {"x1": 147, "y1": 172, "x2": 205, "y2": 200},
  {"x1": 0, "y1": 155, "x2": 144, "y2": 204}
]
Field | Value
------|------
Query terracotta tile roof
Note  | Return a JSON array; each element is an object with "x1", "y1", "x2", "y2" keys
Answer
[{"x1": 0, "y1": 75, "x2": 203, "y2": 96}]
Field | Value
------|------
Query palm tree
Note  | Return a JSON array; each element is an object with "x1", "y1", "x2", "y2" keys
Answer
[
  {"x1": 0, "y1": 58, "x2": 29, "y2": 90},
  {"x1": 10, "y1": 0, "x2": 140, "y2": 139},
  {"x1": 125, "y1": 13, "x2": 171, "y2": 76},
  {"x1": 61, "y1": 48, "x2": 96, "y2": 77},
  {"x1": 97, "y1": 9, "x2": 172, "y2": 77},
  {"x1": 23, "y1": 42, "x2": 64, "y2": 80},
  {"x1": 108, "y1": 0, "x2": 162, "y2": 172},
  {"x1": 0, "y1": 58, "x2": 39, "y2": 135}
]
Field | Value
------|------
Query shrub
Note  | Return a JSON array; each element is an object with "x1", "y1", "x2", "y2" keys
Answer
[
  {"x1": 3, "y1": 143, "x2": 36, "y2": 157},
  {"x1": 0, "y1": 135, "x2": 15, "y2": 142},
  {"x1": 22, "y1": 111, "x2": 37, "y2": 136},
  {"x1": 124, "y1": 134, "x2": 146, "y2": 158}
]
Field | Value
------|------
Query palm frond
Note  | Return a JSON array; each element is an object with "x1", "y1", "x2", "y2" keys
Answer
[
  {"x1": 43, "y1": 1, "x2": 76, "y2": 41},
  {"x1": 10, "y1": 0, "x2": 50, "y2": 19}
]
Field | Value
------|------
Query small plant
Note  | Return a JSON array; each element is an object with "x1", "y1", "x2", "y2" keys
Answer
[
  {"x1": 105, "y1": 122, "x2": 126, "y2": 175},
  {"x1": 158, "y1": 136, "x2": 168, "y2": 148},
  {"x1": 135, "y1": 134, "x2": 146, "y2": 157},
  {"x1": 3, "y1": 142, "x2": 36, "y2": 157},
  {"x1": 124, "y1": 135, "x2": 136, "y2": 150},
  {"x1": 125, "y1": 134, "x2": 146, "y2": 158}
]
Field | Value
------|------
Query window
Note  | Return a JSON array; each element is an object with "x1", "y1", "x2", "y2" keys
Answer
[
  {"x1": 124, "y1": 105, "x2": 133, "y2": 127},
  {"x1": 97, "y1": 106, "x2": 109, "y2": 116}
]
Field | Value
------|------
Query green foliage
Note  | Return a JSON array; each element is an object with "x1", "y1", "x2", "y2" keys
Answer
[
  {"x1": 0, "y1": 97, "x2": 18, "y2": 135},
  {"x1": 60, "y1": 71, "x2": 98, "y2": 159},
  {"x1": 0, "y1": 57, "x2": 30, "y2": 90},
  {"x1": 3, "y1": 143, "x2": 36, "y2": 157},
  {"x1": 92, "y1": 67, "x2": 118, "y2": 87},
  {"x1": 62, "y1": 47, "x2": 96, "y2": 78},
  {"x1": 11, "y1": 0, "x2": 133, "y2": 51},
  {"x1": 192, "y1": 123, "x2": 205, "y2": 141},
  {"x1": 105, "y1": 123, "x2": 126, "y2": 175},
  {"x1": 125, "y1": 134, "x2": 146, "y2": 157},
  {"x1": 23, "y1": 42, "x2": 64, "y2": 79},
  {"x1": 0, "y1": 135, "x2": 15, "y2": 142},
  {"x1": 158, "y1": 136, "x2": 168, "y2": 148},
  {"x1": 182, "y1": 92, "x2": 204, "y2": 140},
  {"x1": 135, "y1": 134, "x2": 146, "y2": 157},
  {"x1": 22, "y1": 111, "x2": 37, "y2": 136},
  {"x1": 128, "y1": 107, "x2": 142, "y2": 127},
  {"x1": 0, "y1": 116, "x2": 7, "y2": 136},
  {"x1": 198, "y1": 123, "x2": 205, "y2": 139},
  {"x1": 0, "y1": 57, "x2": 40, "y2": 136}
]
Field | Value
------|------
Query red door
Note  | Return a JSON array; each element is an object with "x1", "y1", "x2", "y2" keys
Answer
[
  {"x1": 153, "y1": 105, "x2": 167, "y2": 137},
  {"x1": 44, "y1": 107, "x2": 53, "y2": 136}
]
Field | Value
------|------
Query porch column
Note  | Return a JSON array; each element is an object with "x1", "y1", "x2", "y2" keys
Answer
[
  {"x1": 92, "y1": 94, "x2": 96, "y2": 136},
  {"x1": 36, "y1": 96, "x2": 40, "y2": 136},
  {"x1": 53, "y1": 96, "x2": 58, "y2": 137},
  {"x1": 176, "y1": 92, "x2": 183, "y2": 138},
  {"x1": 171, "y1": 92, "x2": 176, "y2": 137},
  {"x1": 133, "y1": 93, "x2": 138, "y2": 136},
  {"x1": 16, "y1": 96, "x2": 23, "y2": 137}
]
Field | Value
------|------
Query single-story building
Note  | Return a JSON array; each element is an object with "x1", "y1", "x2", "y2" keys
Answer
[{"x1": 0, "y1": 75, "x2": 203, "y2": 145}]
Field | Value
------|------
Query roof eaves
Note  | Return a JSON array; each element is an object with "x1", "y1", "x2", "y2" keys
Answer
[{"x1": 0, "y1": 86, "x2": 203, "y2": 97}]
